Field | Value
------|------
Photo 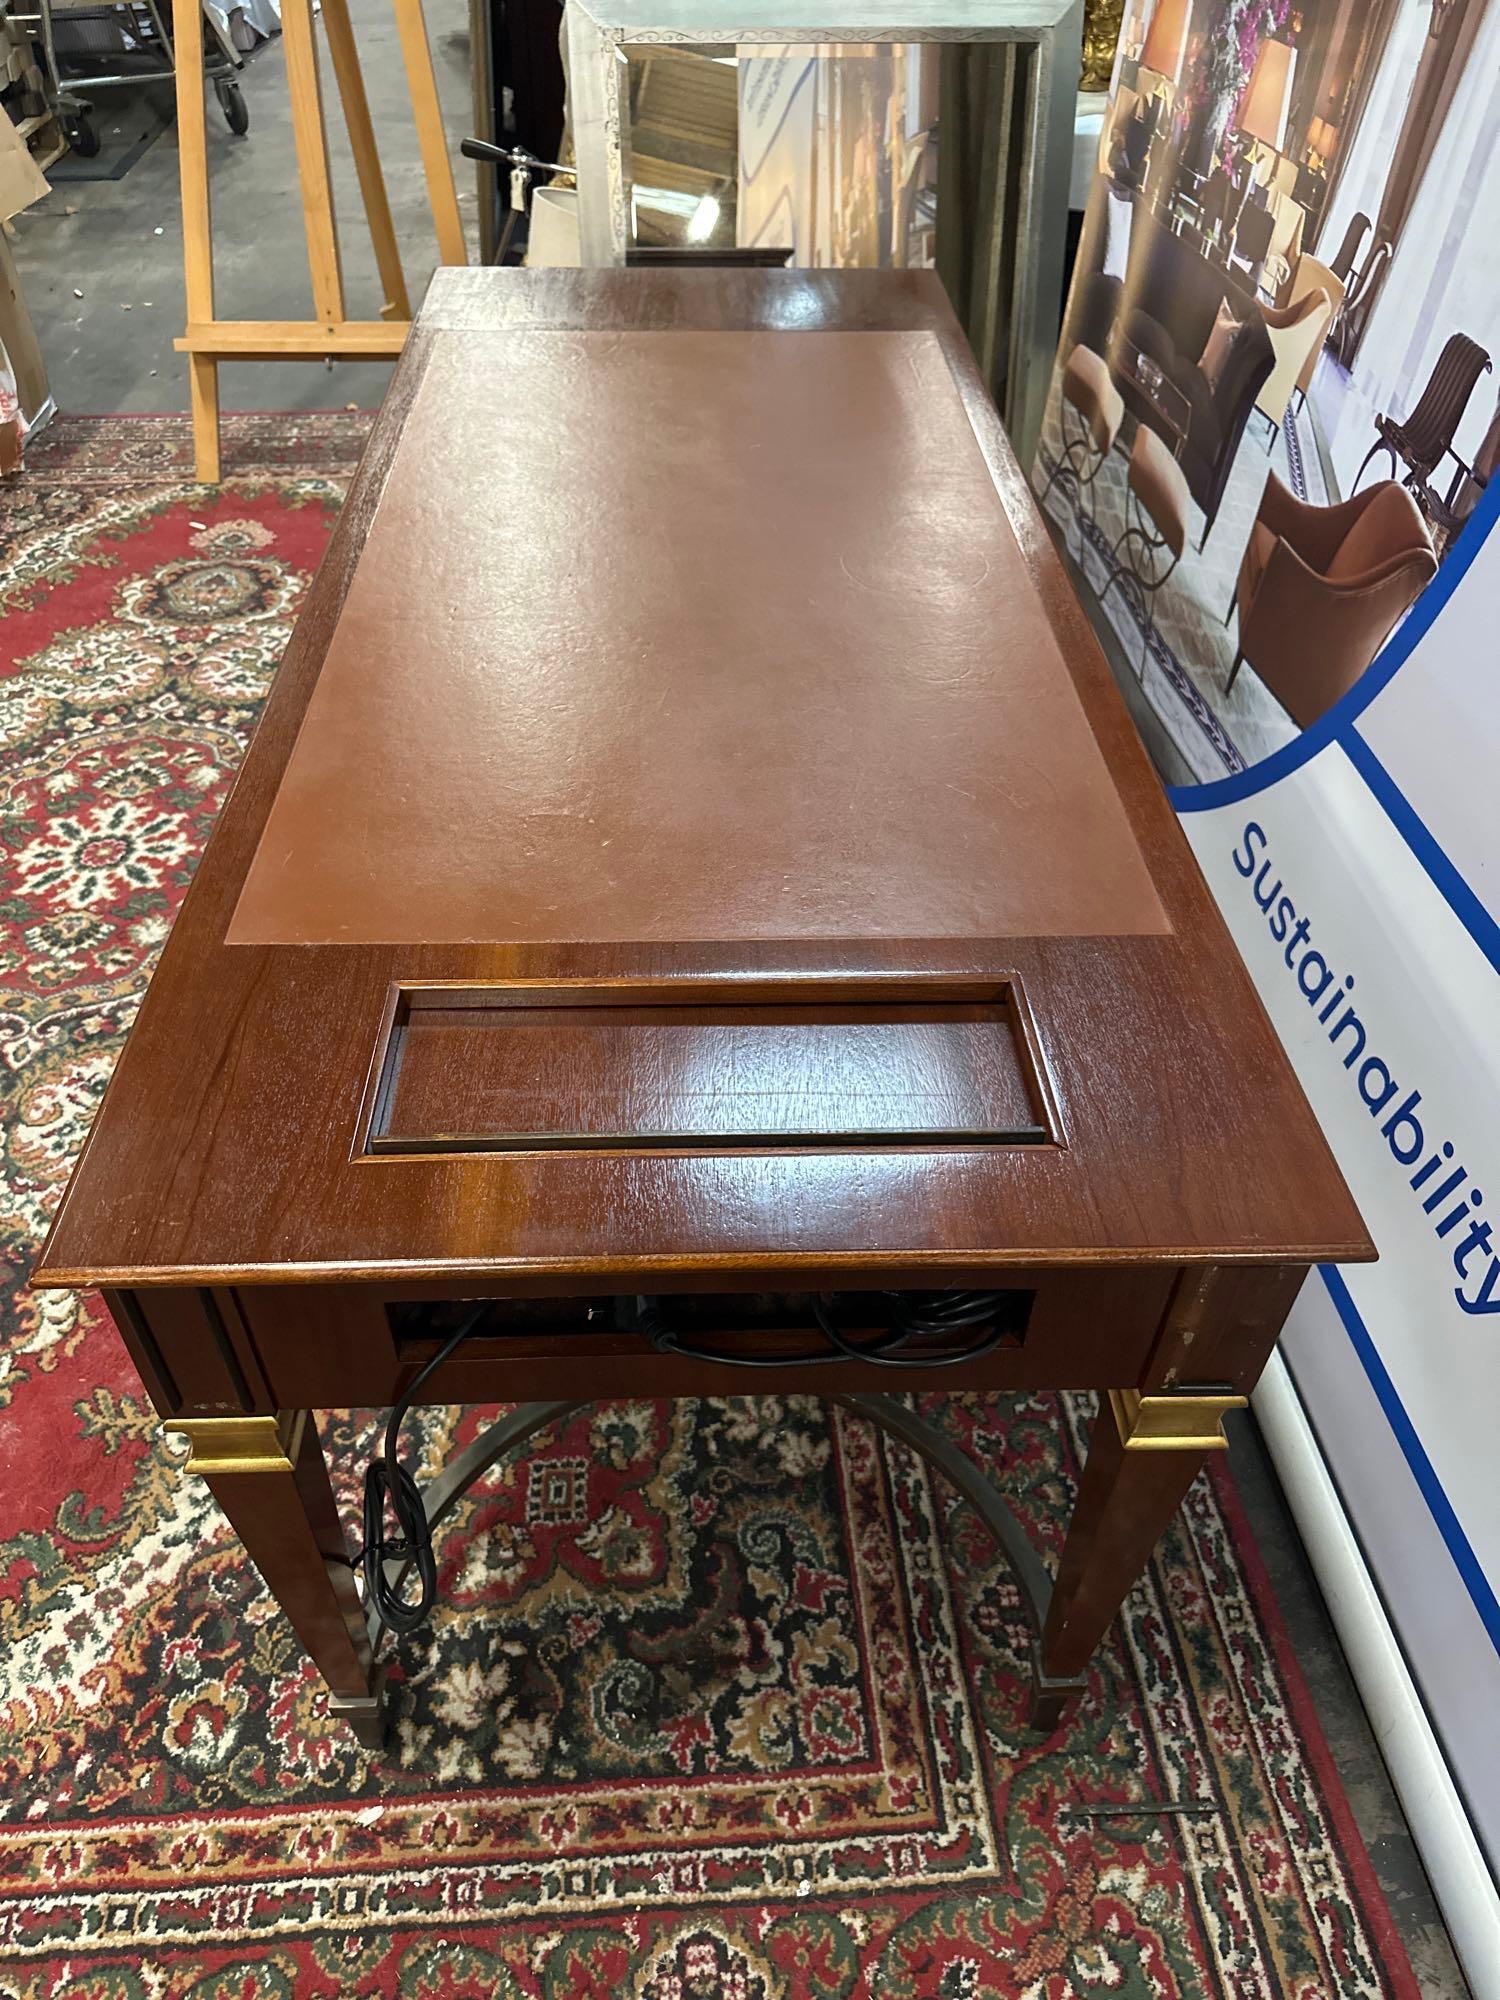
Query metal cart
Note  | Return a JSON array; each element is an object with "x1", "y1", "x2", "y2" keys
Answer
[{"x1": 5, "y1": 0, "x2": 248, "y2": 157}]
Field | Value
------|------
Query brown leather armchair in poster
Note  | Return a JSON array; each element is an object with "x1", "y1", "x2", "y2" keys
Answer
[{"x1": 1228, "y1": 473, "x2": 1436, "y2": 727}]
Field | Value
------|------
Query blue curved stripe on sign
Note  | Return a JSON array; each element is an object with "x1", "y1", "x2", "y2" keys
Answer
[
  {"x1": 1158, "y1": 490, "x2": 1500, "y2": 1666},
  {"x1": 1340, "y1": 729, "x2": 1500, "y2": 979},
  {"x1": 739, "y1": 58, "x2": 816, "y2": 186},
  {"x1": 1171, "y1": 474, "x2": 1500, "y2": 815},
  {"x1": 1318, "y1": 1264, "x2": 1500, "y2": 1661}
]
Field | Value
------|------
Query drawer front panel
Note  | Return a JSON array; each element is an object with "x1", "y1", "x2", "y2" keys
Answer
[{"x1": 238, "y1": 1267, "x2": 1177, "y2": 1410}]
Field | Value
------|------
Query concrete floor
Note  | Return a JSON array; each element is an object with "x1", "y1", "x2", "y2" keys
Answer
[
  {"x1": 11, "y1": 0, "x2": 479, "y2": 414},
  {"x1": 1227, "y1": 1413, "x2": 1472, "y2": 1997},
  {"x1": 4, "y1": 27, "x2": 1476, "y2": 1990}
]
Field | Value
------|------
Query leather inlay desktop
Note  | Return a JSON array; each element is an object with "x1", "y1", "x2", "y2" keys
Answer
[{"x1": 228, "y1": 330, "x2": 1169, "y2": 945}]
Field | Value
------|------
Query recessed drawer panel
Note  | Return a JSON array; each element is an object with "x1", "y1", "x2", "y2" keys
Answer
[
  {"x1": 366, "y1": 981, "x2": 1054, "y2": 1156},
  {"x1": 237, "y1": 1267, "x2": 1179, "y2": 1410}
]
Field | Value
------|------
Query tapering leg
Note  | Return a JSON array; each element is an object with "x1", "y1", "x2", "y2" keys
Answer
[
  {"x1": 322, "y1": 0, "x2": 410, "y2": 319},
  {"x1": 173, "y1": 0, "x2": 220, "y2": 482},
  {"x1": 167, "y1": 1412, "x2": 382, "y2": 1747},
  {"x1": 1353, "y1": 438, "x2": 1397, "y2": 491},
  {"x1": 1038, "y1": 1387, "x2": 1244, "y2": 1692},
  {"x1": 188, "y1": 354, "x2": 220, "y2": 484},
  {"x1": 392, "y1": 0, "x2": 468, "y2": 266},
  {"x1": 282, "y1": 0, "x2": 345, "y2": 325}
]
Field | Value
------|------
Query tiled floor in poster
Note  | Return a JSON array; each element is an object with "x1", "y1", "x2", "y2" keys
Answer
[{"x1": 1035, "y1": 381, "x2": 1334, "y2": 785}]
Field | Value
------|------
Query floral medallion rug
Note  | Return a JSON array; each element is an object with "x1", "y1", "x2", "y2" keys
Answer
[{"x1": 0, "y1": 416, "x2": 1417, "y2": 1998}]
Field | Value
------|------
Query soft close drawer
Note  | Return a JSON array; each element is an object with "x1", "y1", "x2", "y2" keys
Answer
[{"x1": 363, "y1": 978, "x2": 1058, "y2": 1156}]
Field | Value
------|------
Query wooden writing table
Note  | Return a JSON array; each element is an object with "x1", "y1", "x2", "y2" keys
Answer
[{"x1": 33, "y1": 268, "x2": 1371, "y2": 1750}]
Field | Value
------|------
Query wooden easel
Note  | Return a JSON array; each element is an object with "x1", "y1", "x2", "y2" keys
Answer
[{"x1": 173, "y1": 0, "x2": 468, "y2": 482}]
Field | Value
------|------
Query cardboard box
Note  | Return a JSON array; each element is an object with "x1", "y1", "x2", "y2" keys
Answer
[
  {"x1": 0, "y1": 104, "x2": 52, "y2": 461},
  {"x1": 0, "y1": 100, "x2": 48, "y2": 220}
]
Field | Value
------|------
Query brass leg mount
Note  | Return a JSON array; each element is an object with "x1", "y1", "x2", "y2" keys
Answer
[
  {"x1": 1109, "y1": 1387, "x2": 1246, "y2": 1453},
  {"x1": 164, "y1": 1411, "x2": 308, "y2": 1474}
]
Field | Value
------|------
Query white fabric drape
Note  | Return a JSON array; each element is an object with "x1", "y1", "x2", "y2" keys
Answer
[
  {"x1": 1317, "y1": 0, "x2": 1427, "y2": 265},
  {"x1": 1325, "y1": 0, "x2": 1500, "y2": 474}
]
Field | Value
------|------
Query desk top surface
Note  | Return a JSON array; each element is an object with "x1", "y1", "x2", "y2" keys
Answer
[
  {"x1": 228, "y1": 325, "x2": 1166, "y2": 949},
  {"x1": 36, "y1": 268, "x2": 1369, "y2": 1289}
]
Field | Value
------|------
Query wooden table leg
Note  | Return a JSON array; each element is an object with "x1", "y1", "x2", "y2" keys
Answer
[
  {"x1": 166, "y1": 1411, "x2": 383, "y2": 1748},
  {"x1": 321, "y1": 0, "x2": 411, "y2": 320},
  {"x1": 173, "y1": 0, "x2": 220, "y2": 482},
  {"x1": 187, "y1": 354, "x2": 220, "y2": 485},
  {"x1": 392, "y1": 0, "x2": 468, "y2": 267},
  {"x1": 1036, "y1": 1386, "x2": 1245, "y2": 1702}
]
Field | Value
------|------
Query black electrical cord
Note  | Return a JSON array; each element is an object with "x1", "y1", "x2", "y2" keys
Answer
[
  {"x1": 355, "y1": 1289, "x2": 1013, "y2": 1636},
  {"x1": 637, "y1": 1291, "x2": 1016, "y2": 1370},
  {"x1": 359, "y1": 1305, "x2": 488, "y2": 1634}
]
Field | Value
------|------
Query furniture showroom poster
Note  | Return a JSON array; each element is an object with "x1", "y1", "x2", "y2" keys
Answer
[{"x1": 1032, "y1": 0, "x2": 1500, "y2": 1884}]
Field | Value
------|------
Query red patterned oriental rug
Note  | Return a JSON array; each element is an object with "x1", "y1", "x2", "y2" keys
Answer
[{"x1": 0, "y1": 415, "x2": 1417, "y2": 1998}]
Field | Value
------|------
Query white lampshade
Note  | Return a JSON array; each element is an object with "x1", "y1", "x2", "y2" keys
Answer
[
  {"x1": 1238, "y1": 38, "x2": 1297, "y2": 152},
  {"x1": 1139, "y1": 0, "x2": 1192, "y2": 83},
  {"x1": 525, "y1": 185, "x2": 582, "y2": 269}
]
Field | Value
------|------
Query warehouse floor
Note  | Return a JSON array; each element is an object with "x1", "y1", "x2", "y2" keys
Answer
[{"x1": 9, "y1": 0, "x2": 477, "y2": 414}]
